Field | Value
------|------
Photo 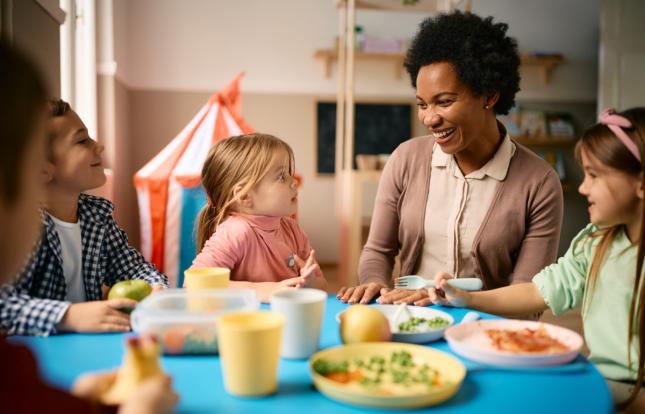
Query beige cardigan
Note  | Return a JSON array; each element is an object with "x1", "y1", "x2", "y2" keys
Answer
[{"x1": 358, "y1": 135, "x2": 564, "y2": 289}]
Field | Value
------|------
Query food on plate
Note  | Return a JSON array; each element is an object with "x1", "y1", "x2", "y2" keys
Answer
[
  {"x1": 339, "y1": 305, "x2": 391, "y2": 344},
  {"x1": 398, "y1": 316, "x2": 450, "y2": 333},
  {"x1": 485, "y1": 326, "x2": 570, "y2": 354},
  {"x1": 101, "y1": 335, "x2": 165, "y2": 405},
  {"x1": 313, "y1": 350, "x2": 445, "y2": 395}
]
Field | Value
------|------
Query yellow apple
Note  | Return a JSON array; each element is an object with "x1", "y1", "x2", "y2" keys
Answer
[{"x1": 339, "y1": 305, "x2": 391, "y2": 344}]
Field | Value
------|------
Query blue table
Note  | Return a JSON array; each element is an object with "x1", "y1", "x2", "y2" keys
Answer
[{"x1": 12, "y1": 297, "x2": 613, "y2": 414}]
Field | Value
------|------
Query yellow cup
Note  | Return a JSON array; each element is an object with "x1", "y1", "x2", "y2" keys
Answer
[
  {"x1": 184, "y1": 267, "x2": 230, "y2": 311},
  {"x1": 184, "y1": 267, "x2": 230, "y2": 290},
  {"x1": 217, "y1": 311, "x2": 284, "y2": 396}
]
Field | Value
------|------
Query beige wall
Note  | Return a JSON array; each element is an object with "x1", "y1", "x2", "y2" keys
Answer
[
  {"x1": 116, "y1": 0, "x2": 599, "y2": 101},
  {"x1": 9, "y1": 0, "x2": 61, "y2": 96}
]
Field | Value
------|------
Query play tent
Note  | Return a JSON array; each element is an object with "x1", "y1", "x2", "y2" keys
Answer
[{"x1": 134, "y1": 73, "x2": 254, "y2": 287}]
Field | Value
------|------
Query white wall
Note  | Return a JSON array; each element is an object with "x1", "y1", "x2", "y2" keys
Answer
[{"x1": 117, "y1": 0, "x2": 599, "y2": 100}]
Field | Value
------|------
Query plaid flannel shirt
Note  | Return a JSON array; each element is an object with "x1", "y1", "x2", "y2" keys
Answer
[{"x1": 0, "y1": 194, "x2": 167, "y2": 336}]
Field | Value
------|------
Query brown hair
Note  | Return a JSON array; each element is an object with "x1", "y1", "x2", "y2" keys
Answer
[
  {"x1": 0, "y1": 41, "x2": 48, "y2": 205},
  {"x1": 575, "y1": 107, "x2": 645, "y2": 408},
  {"x1": 45, "y1": 99, "x2": 71, "y2": 158},
  {"x1": 195, "y1": 133, "x2": 294, "y2": 251}
]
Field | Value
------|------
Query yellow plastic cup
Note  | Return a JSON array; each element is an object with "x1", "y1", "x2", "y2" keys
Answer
[
  {"x1": 184, "y1": 267, "x2": 230, "y2": 311},
  {"x1": 217, "y1": 311, "x2": 284, "y2": 396},
  {"x1": 184, "y1": 267, "x2": 230, "y2": 289}
]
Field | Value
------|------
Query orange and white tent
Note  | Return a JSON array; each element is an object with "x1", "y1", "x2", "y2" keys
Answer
[{"x1": 134, "y1": 73, "x2": 254, "y2": 287}]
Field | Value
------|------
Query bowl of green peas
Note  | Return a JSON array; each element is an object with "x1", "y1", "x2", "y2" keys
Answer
[{"x1": 336, "y1": 304, "x2": 453, "y2": 343}]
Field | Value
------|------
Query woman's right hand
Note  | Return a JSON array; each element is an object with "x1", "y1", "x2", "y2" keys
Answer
[
  {"x1": 337, "y1": 282, "x2": 388, "y2": 304},
  {"x1": 118, "y1": 375, "x2": 179, "y2": 414},
  {"x1": 427, "y1": 272, "x2": 471, "y2": 308}
]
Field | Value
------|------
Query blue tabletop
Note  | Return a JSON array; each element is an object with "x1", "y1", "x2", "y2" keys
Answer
[{"x1": 11, "y1": 297, "x2": 613, "y2": 414}]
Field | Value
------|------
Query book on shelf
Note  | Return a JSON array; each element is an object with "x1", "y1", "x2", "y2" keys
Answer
[
  {"x1": 519, "y1": 109, "x2": 548, "y2": 137},
  {"x1": 546, "y1": 112, "x2": 576, "y2": 139}
]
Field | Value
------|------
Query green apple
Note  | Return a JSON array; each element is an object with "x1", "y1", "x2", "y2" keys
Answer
[{"x1": 108, "y1": 280, "x2": 153, "y2": 303}]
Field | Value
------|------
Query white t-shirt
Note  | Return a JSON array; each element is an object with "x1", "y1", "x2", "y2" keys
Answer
[{"x1": 50, "y1": 215, "x2": 86, "y2": 303}]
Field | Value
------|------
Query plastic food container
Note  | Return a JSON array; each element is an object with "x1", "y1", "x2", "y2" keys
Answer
[{"x1": 131, "y1": 288, "x2": 258, "y2": 355}]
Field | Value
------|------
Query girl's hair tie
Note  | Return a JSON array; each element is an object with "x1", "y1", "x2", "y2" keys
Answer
[{"x1": 599, "y1": 108, "x2": 640, "y2": 162}]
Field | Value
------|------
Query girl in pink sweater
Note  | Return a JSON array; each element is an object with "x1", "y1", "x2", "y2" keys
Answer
[{"x1": 192, "y1": 133, "x2": 327, "y2": 302}]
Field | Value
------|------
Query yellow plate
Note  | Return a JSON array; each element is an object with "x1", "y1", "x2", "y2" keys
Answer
[{"x1": 309, "y1": 342, "x2": 465, "y2": 409}]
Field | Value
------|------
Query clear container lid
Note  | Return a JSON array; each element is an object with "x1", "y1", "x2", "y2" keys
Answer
[{"x1": 131, "y1": 288, "x2": 259, "y2": 330}]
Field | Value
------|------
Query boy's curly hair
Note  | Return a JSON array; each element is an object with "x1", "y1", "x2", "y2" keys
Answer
[{"x1": 404, "y1": 11, "x2": 520, "y2": 115}]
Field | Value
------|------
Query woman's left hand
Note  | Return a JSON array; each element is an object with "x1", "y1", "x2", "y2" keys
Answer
[{"x1": 376, "y1": 288, "x2": 431, "y2": 306}]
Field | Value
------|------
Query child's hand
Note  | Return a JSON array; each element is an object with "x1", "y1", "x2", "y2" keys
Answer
[
  {"x1": 427, "y1": 272, "x2": 471, "y2": 308},
  {"x1": 72, "y1": 370, "x2": 116, "y2": 401},
  {"x1": 151, "y1": 284, "x2": 165, "y2": 293},
  {"x1": 294, "y1": 250, "x2": 323, "y2": 287},
  {"x1": 118, "y1": 375, "x2": 179, "y2": 414},
  {"x1": 58, "y1": 299, "x2": 137, "y2": 333},
  {"x1": 255, "y1": 277, "x2": 307, "y2": 303}
]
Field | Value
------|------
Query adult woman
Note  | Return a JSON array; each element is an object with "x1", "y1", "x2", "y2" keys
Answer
[{"x1": 338, "y1": 11, "x2": 563, "y2": 305}]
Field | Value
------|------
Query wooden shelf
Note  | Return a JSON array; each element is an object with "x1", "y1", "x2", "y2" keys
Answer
[
  {"x1": 314, "y1": 49, "x2": 405, "y2": 79},
  {"x1": 314, "y1": 49, "x2": 564, "y2": 84},
  {"x1": 520, "y1": 55, "x2": 564, "y2": 84},
  {"x1": 513, "y1": 135, "x2": 576, "y2": 147},
  {"x1": 336, "y1": 0, "x2": 472, "y2": 12}
]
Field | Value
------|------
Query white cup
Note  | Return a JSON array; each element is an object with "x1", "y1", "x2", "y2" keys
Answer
[{"x1": 270, "y1": 288, "x2": 327, "y2": 359}]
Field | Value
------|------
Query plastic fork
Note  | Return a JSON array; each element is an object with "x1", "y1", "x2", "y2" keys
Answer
[{"x1": 394, "y1": 275, "x2": 483, "y2": 291}]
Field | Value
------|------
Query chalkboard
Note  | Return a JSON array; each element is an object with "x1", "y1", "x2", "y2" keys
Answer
[{"x1": 316, "y1": 102, "x2": 412, "y2": 174}]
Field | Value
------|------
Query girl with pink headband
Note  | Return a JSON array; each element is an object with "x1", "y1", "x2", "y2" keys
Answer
[{"x1": 426, "y1": 107, "x2": 645, "y2": 412}]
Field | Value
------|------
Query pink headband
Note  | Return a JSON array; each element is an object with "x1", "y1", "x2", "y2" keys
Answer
[{"x1": 599, "y1": 108, "x2": 641, "y2": 162}]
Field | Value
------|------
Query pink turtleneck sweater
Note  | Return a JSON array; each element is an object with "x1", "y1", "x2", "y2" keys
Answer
[{"x1": 192, "y1": 214, "x2": 312, "y2": 282}]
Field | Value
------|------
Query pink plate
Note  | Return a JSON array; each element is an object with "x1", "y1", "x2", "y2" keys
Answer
[{"x1": 444, "y1": 319, "x2": 583, "y2": 367}]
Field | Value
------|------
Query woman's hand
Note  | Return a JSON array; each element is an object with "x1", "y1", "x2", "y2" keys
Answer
[
  {"x1": 337, "y1": 282, "x2": 388, "y2": 304},
  {"x1": 427, "y1": 272, "x2": 471, "y2": 308},
  {"x1": 376, "y1": 288, "x2": 431, "y2": 306}
]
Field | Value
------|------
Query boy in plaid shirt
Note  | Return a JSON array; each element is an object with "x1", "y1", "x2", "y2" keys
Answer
[{"x1": 0, "y1": 99, "x2": 168, "y2": 336}]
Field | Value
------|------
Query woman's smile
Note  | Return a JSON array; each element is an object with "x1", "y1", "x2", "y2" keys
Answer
[{"x1": 432, "y1": 127, "x2": 457, "y2": 145}]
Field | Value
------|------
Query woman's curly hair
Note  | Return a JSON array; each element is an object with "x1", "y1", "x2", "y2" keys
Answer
[{"x1": 404, "y1": 11, "x2": 520, "y2": 115}]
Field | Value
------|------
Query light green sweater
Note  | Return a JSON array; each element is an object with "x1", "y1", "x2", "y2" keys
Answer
[{"x1": 533, "y1": 224, "x2": 641, "y2": 380}]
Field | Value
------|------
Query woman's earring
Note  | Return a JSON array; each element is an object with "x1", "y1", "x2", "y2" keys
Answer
[{"x1": 484, "y1": 104, "x2": 490, "y2": 109}]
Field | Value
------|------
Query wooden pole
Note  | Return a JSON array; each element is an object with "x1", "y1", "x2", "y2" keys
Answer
[{"x1": 334, "y1": 0, "x2": 346, "y2": 218}]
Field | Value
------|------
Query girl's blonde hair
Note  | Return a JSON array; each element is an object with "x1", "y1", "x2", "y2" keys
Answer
[
  {"x1": 575, "y1": 107, "x2": 645, "y2": 408},
  {"x1": 195, "y1": 133, "x2": 294, "y2": 251}
]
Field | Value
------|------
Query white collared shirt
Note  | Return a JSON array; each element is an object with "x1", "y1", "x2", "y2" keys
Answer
[{"x1": 416, "y1": 133, "x2": 516, "y2": 278}]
